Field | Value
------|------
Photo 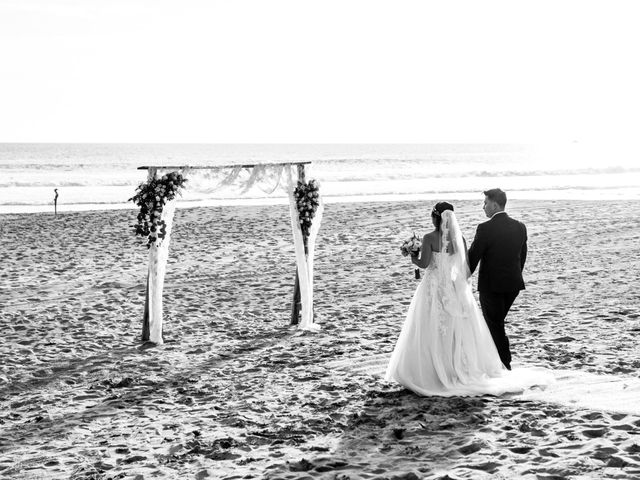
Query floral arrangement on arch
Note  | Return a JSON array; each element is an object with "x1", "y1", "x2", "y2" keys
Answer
[
  {"x1": 294, "y1": 179, "x2": 320, "y2": 237},
  {"x1": 129, "y1": 171, "x2": 187, "y2": 248}
]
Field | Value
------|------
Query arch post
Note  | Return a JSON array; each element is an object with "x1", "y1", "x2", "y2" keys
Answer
[
  {"x1": 290, "y1": 163, "x2": 309, "y2": 325},
  {"x1": 141, "y1": 167, "x2": 156, "y2": 341}
]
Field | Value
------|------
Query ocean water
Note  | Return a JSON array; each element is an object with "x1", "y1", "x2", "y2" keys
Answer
[{"x1": 1, "y1": 143, "x2": 639, "y2": 214}]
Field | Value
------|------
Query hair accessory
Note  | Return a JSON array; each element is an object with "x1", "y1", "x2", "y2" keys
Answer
[{"x1": 431, "y1": 206, "x2": 441, "y2": 217}]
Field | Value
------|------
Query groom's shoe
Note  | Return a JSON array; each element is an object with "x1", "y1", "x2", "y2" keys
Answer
[{"x1": 505, "y1": 364, "x2": 511, "y2": 371}]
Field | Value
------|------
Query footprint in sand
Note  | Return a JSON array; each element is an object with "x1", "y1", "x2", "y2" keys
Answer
[
  {"x1": 509, "y1": 446, "x2": 533, "y2": 454},
  {"x1": 458, "y1": 441, "x2": 485, "y2": 455},
  {"x1": 582, "y1": 427, "x2": 608, "y2": 438}
]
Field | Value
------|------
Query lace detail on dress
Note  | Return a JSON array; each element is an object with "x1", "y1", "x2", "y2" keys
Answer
[
  {"x1": 461, "y1": 350, "x2": 470, "y2": 375},
  {"x1": 427, "y1": 253, "x2": 451, "y2": 337},
  {"x1": 426, "y1": 251, "x2": 440, "y2": 271},
  {"x1": 436, "y1": 291, "x2": 450, "y2": 337}
]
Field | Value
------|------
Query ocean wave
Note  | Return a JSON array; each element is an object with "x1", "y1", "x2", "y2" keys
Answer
[
  {"x1": 315, "y1": 183, "x2": 640, "y2": 197},
  {"x1": 313, "y1": 166, "x2": 640, "y2": 182},
  {"x1": 0, "y1": 180, "x2": 139, "y2": 188},
  {"x1": 1, "y1": 143, "x2": 639, "y2": 212},
  {"x1": 0, "y1": 199, "x2": 132, "y2": 206},
  {"x1": 3, "y1": 184, "x2": 639, "y2": 211},
  {"x1": 0, "y1": 162, "x2": 137, "y2": 170},
  {"x1": 143, "y1": 183, "x2": 640, "y2": 204},
  {"x1": 2, "y1": 165, "x2": 638, "y2": 189}
]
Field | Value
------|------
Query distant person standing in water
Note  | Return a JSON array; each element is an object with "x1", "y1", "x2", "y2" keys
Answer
[{"x1": 54, "y1": 188, "x2": 59, "y2": 215}]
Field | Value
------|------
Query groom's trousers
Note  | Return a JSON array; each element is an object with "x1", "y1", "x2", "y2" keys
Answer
[{"x1": 479, "y1": 290, "x2": 519, "y2": 370}]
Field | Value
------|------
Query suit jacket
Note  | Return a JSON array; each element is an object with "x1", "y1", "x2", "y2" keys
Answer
[{"x1": 468, "y1": 212, "x2": 527, "y2": 293}]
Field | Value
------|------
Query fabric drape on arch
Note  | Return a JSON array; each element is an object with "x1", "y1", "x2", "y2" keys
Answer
[
  {"x1": 147, "y1": 199, "x2": 176, "y2": 344},
  {"x1": 141, "y1": 162, "x2": 321, "y2": 345},
  {"x1": 285, "y1": 165, "x2": 323, "y2": 331}
]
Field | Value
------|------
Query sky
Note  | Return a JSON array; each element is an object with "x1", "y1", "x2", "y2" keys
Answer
[{"x1": 0, "y1": 0, "x2": 639, "y2": 144}]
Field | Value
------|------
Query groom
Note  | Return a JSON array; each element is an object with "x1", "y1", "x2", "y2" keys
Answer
[{"x1": 468, "y1": 188, "x2": 527, "y2": 371}]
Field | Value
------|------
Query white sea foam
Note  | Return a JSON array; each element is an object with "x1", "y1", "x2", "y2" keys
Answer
[{"x1": 1, "y1": 143, "x2": 638, "y2": 214}]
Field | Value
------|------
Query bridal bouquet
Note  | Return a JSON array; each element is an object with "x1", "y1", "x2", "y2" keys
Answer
[
  {"x1": 294, "y1": 179, "x2": 320, "y2": 237},
  {"x1": 400, "y1": 233, "x2": 421, "y2": 257},
  {"x1": 129, "y1": 171, "x2": 188, "y2": 248}
]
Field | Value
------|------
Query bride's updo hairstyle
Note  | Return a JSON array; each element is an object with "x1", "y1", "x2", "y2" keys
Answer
[{"x1": 431, "y1": 201, "x2": 454, "y2": 231}]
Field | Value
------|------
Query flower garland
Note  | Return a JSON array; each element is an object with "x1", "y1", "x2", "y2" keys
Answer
[
  {"x1": 129, "y1": 171, "x2": 187, "y2": 248},
  {"x1": 293, "y1": 179, "x2": 320, "y2": 238}
]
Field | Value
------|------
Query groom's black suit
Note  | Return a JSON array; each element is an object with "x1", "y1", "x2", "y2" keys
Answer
[{"x1": 468, "y1": 212, "x2": 527, "y2": 370}]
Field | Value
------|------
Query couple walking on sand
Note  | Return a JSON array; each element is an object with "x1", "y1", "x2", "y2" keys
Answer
[{"x1": 385, "y1": 188, "x2": 554, "y2": 396}]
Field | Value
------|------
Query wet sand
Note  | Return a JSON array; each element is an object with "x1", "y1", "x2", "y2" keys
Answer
[{"x1": 1, "y1": 199, "x2": 640, "y2": 479}]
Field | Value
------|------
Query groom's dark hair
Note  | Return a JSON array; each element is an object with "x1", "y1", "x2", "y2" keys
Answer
[{"x1": 483, "y1": 188, "x2": 507, "y2": 208}]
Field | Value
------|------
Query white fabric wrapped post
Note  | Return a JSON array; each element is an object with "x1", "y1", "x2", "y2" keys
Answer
[
  {"x1": 145, "y1": 170, "x2": 178, "y2": 345},
  {"x1": 286, "y1": 165, "x2": 323, "y2": 331}
]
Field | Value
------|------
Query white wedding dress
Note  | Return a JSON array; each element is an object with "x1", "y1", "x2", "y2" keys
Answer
[{"x1": 385, "y1": 211, "x2": 554, "y2": 397}]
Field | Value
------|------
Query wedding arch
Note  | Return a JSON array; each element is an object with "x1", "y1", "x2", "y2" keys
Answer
[{"x1": 130, "y1": 162, "x2": 323, "y2": 345}]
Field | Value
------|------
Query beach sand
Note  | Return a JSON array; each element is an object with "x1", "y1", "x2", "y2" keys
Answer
[{"x1": 1, "y1": 199, "x2": 640, "y2": 479}]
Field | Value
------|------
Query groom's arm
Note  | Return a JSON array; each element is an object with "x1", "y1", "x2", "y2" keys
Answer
[
  {"x1": 520, "y1": 223, "x2": 528, "y2": 271},
  {"x1": 467, "y1": 224, "x2": 486, "y2": 274},
  {"x1": 462, "y1": 236, "x2": 469, "y2": 266}
]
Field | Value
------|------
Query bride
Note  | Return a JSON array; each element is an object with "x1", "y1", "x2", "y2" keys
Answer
[{"x1": 385, "y1": 202, "x2": 553, "y2": 396}]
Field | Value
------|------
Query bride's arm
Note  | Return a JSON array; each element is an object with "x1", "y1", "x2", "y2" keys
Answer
[{"x1": 411, "y1": 234, "x2": 432, "y2": 269}]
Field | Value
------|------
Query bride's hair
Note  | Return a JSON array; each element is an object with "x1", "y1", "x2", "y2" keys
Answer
[{"x1": 431, "y1": 201, "x2": 454, "y2": 231}]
